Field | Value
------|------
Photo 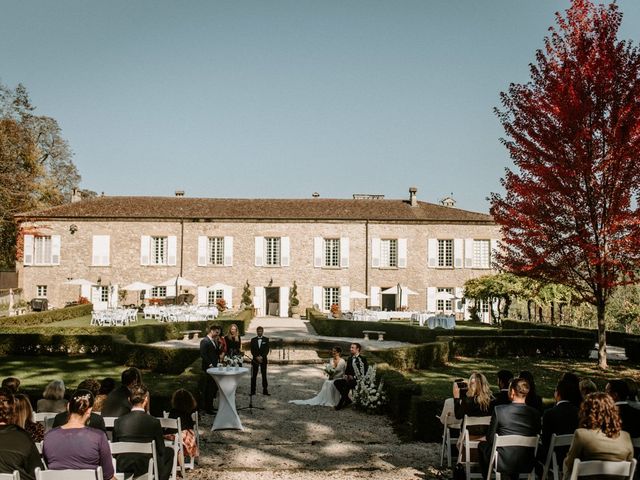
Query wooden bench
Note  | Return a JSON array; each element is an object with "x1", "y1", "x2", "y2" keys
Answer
[
  {"x1": 363, "y1": 330, "x2": 386, "y2": 341},
  {"x1": 182, "y1": 329, "x2": 201, "y2": 341}
]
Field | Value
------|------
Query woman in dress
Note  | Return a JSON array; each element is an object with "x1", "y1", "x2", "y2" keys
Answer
[
  {"x1": 562, "y1": 392, "x2": 634, "y2": 480},
  {"x1": 37, "y1": 379, "x2": 68, "y2": 413},
  {"x1": 42, "y1": 389, "x2": 115, "y2": 480},
  {"x1": 289, "y1": 346, "x2": 346, "y2": 407},
  {"x1": 12, "y1": 394, "x2": 44, "y2": 443},
  {"x1": 224, "y1": 323, "x2": 242, "y2": 359}
]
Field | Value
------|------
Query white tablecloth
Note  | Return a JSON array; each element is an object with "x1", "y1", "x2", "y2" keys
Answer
[
  {"x1": 411, "y1": 313, "x2": 456, "y2": 329},
  {"x1": 352, "y1": 311, "x2": 414, "y2": 321},
  {"x1": 207, "y1": 367, "x2": 249, "y2": 430}
]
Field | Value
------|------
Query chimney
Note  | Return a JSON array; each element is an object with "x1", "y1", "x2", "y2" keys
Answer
[
  {"x1": 175, "y1": 190, "x2": 185, "y2": 197},
  {"x1": 71, "y1": 188, "x2": 82, "y2": 203},
  {"x1": 409, "y1": 187, "x2": 418, "y2": 207}
]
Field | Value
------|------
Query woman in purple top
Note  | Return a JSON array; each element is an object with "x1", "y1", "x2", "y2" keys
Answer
[{"x1": 43, "y1": 389, "x2": 115, "y2": 480}]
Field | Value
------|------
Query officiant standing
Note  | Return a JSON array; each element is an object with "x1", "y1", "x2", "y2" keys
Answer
[
  {"x1": 250, "y1": 326, "x2": 270, "y2": 396},
  {"x1": 200, "y1": 324, "x2": 223, "y2": 415}
]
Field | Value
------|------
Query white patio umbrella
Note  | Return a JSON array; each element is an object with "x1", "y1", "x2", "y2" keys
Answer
[
  {"x1": 64, "y1": 278, "x2": 95, "y2": 286},
  {"x1": 437, "y1": 291, "x2": 456, "y2": 300},
  {"x1": 349, "y1": 290, "x2": 369, "y2": 299},
  {"x1": 158, "y1": 276, "x2": 197, "y2": 288},
  {"x1": 208, "y1": 282, "x2": 233, "y2": 290},
  {"x1": 123, "y1": 281, "x2": 154, "y2": 291},
  {"x1": 8, "y1": 288, "x2": 14, "y2": 312}
]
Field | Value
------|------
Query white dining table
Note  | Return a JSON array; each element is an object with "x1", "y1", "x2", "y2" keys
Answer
[
  {"x1": 411, "y1": 313, "x2": 456, "y2": 329},
  {"x1": 207, "y1": 366, "x2": 249, "y2": 431}
]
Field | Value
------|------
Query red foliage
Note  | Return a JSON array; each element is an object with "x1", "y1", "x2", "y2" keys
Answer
[
  {"x1": 78, "y1": 296, "x2": 90, "y2": 305},
  {"x1": 216, "y1": 298, "x2": 227, "y2": 312},
  {"x1": 490, "y1": 0, "x2": 640, "y2": 367}
]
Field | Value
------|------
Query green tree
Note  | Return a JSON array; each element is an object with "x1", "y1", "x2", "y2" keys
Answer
[{"x1": 241, "y1": 280, "x2": 253, "y2": 307}]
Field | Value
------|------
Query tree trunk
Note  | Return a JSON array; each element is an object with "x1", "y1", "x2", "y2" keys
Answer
[
  {"x1": 550, "y1": 302, "x2": 555, "y2": 325},
  {"x1": 559, "y1": 303, "x2": 564, "y2": 323},
  {"x1": 538, "y1": 306, "x2": 543, "y2": 323},
  {"x1": 596, "y1": 297, "x2": 607, "y2": 369},
  {"x1": 527, "y1": 300, "x2": 532, "y2": 322}
]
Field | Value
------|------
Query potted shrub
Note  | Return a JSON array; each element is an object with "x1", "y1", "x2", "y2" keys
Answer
[{"x1": 289, "y1": 281, "x2": 300, "y2": 318}]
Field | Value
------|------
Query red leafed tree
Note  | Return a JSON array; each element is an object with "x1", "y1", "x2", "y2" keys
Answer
[{"x1": 490, "y1": 0, "x2": 640, "y2": 369}]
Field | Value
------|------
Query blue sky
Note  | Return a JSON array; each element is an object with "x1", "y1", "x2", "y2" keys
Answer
[{"x1": 2, "y1": 1, "x2": 639, "y2": 212}]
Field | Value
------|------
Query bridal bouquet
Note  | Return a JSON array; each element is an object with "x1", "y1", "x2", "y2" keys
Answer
[
  {"x1": 225, "y1": 355, "x2": 244, "y2": 367},
  {"x1": 353, "y1": 363, "x2": 387, "y2": 414},
  {"x1": 323, "y1": 363, "x2": 336, "y2": 379}
]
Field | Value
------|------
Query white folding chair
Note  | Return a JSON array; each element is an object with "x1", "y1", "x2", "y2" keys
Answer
[
  {"x1": 438, "y1": 411, "x2": 461, "y2": 467},
  {"x1": 541, "y1": 433, "x2": 574, "y2": 480},
  {"x1": 110, "y1": 440, "x2": 157, "y2": 480},
  {"x1": 569, "y1": 458, "x2": 637, "y2": 480},
  {"x1": 157, "y1": 417, "x2": 181, "y2": 480},
  {"x1": 0, "y1": 471, "x2": 20, "y2": 480},
  {"x1": 487, "y1": 433, "x2": 539, "y2": 480},
  {"x1": 34, "y1": 466, "x2": 103, "y2": 480},
  {"x1": 35, "y1": 442, "x2": 43, "y2": 454},
  {"x1": 32, "y1": 412, "x2": 57, "y2": 432},
  {"x1": 457, "y1": 415, "x2": 492, "y2": 480},
  {"x1": 183, "y1": 411, "x2": 200, "y2": 471}
]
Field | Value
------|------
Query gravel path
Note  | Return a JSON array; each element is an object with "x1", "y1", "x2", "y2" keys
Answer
[{"x1": 186, "y1": 363, "x2": 448, "y2": 480}]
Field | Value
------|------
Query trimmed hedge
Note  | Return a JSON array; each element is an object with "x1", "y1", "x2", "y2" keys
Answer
[
  {"x1": 451, "y1": 336, "x2": 594, "y2": 358},
  {"x1": 624, "y1": 338, "x2": 640, "y2": 362},
  {"x1": 407, "y1": 395, "x2": 442, "y2": 442},
  {"x1": 0, "y1": 304, "x2": 93, "y2": 326},
  {"x1": 375, "y1": 342, "x2": 449, "y2": 370}
]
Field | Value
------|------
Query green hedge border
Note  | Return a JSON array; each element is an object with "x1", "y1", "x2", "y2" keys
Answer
[{"x1": 0, "y1": 304, "x2": 93, "y2": 326}]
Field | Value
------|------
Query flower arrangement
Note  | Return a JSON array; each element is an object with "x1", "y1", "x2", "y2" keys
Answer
[
  {"x1": 330, "y1": 303, "x2": 341, "y2": 318},
  {"x1": 353, "y1": 362, "x2": 387, "y2": 414},
  {"x1": 216, "y1": 298, "x2": 227, "y2": 312},
  {"x1": 323, "y1": 362, "x2": 336, "y2": 379},
  {"x1": 225, "y1": 355, "x2": 244, "y2": 367}
]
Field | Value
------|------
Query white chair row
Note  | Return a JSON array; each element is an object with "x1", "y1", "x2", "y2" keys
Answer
[{"x1": 91, "y1": 309, "x2": 137, "y2": 326}]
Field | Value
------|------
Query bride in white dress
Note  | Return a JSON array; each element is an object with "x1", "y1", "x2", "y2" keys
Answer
[{"x1": 290, "y1": 346, "x2": 346, "y2": 407}]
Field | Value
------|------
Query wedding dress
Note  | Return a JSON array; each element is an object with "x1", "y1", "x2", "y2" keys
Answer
[{"x1": 289, "y1": 358, "x2": 346, "y2": 407}]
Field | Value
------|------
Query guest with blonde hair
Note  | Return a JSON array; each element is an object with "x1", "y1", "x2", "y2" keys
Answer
[
  {"x1": 12, "y1": 394, "x2": 44, "y2": 442},
  {"x1": 224, "y1": 323, "x2": 243, "y2": 358},
  {"x1": 37, "y1": 380, "x2": 67, "y2": 413}
]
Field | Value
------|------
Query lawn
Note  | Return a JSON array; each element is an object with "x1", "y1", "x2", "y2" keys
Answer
[{"x1": 408, "y1": 355, "x2": 640, "y2": 403}]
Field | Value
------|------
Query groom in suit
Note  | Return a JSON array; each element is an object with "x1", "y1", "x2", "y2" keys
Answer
[
  {"x1": 334, "y1": 342, "x2": 368, "y2": 410},
  {"x1": 200, "y1": 324, "x2": 223, "y2": 414},
  {"x1": 250, "y1": 326, "x2": 270, "y2": 395}
]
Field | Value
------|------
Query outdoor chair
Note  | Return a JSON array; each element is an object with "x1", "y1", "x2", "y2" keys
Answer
[
  {"x1": 540, "y1": 433, "x2": 574, "y2": 480},
  {"x1": 568, "y1": 459, "x2": 637, "y2": 480},
  {"x1": 457, "y1": 415, "x2": 492, "y2": 480},
  {"x1": 110, "y1": 440, "x2": 157, "y2": 480},
  {"x1": 438, "y1": 410, "x2": 461, "y2": 467},
  {"x1": 35, "y1": 467, "x2": 103, "y2": 480},
  {"x1": 0, "y1": 471, "x2": 20, "y2": 480},
  {"x1": 486, "y1": 433, "x2": 539, "y2": 480},
  {"x1": 157, "y1": 417, "x2": 181, "y2": 480}
]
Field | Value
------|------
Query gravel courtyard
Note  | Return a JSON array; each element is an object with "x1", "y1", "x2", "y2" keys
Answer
[{"x1": 188, "y1": 363, "x2": 447, "y2": 480}]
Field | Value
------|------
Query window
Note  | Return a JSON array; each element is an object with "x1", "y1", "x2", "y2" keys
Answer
[
  {"x1": 380, "y1": 239, "x2": 398, "y2": 268},
  {"x1": 99, "y1": 286, "x2": 109, "y2": 302},
  {"x1": 436, "y1": 287, "x2": 454, "y2": 312},
  {"x1": 151, "y1": 286, "x2": 167, "y2": 298},
  {"x1": 34, "y1": 236, "x2": 52, "y2": 265},
  {"x1": 473, "y1": 240, "x2": 491, "y2": 268},
  {"x1": 324, "y1": 238, "x2": 340, "y2": 267},
  {"x1": 207, "y1": 289, "x2": 223, "y2": 306},
  {"x1": 36, "y1": 285, "x2": 47, "y2": 297},
  {"x1": 323, "y1": 287, "x2": 340, "y2": 311},
  {"x1": 438, "y1": 239, "x2": 453, "y2": 267},
  {"x1": 265, "y1": 237, "x2": 281, "y2": 266},
  {"x1": 151, "y1": 237, "x2": 168, "y2": 265},
  {"x1": 208, "y1": 237, "x2": 224, "y2": 265}
]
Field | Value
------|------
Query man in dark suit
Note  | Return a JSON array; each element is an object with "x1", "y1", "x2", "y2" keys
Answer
[
  {"x1": 537, "y1": 377, "x2": 579, "y2": 472},
  {"x1": 112, "y1": 384, "x2": 174, "y2": 480},
  {"x1": 250, "y1": 326, "x2": 270, "y2": 395},
  {"x1": 200, "y1": 324, "x2": 223, "y2": 414},
  {"x1": 606, "y1": 380, "x2": 640, "y2": 438},
  {"x1": 334, "y1": 343, "x2": 368, "y2": 411},
  {"x1": 479, "y1": 377, "x2": 541, "y2": 479},
  {"x1": 494, "y1": 370, "x2": 513, "y2": 407},
  {"x1": 101, "y1": 367, "x2": 142, "y2": 418}
]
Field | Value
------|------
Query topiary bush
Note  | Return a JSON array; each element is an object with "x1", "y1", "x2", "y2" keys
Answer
[
  {"x1": 375, "y1": 342, "x2": 450, "y2": 370},
  {"x1": 451, "y1": 336, "x2": 594, "y2": 358}
]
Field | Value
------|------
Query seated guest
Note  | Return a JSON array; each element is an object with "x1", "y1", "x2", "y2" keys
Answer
[
  {"x1": 12, "y1": 394, "x2": 44, "y2": 442},
  {"x1": 624, "y1": 378, "x2": 640, "y2": 409},
  {"x1": 165, "y1": 389, "x2": 199, "y2": 466},
  {"x1": 579, "y1": 378, "x2": 597, "y2": 398},
  {"x1": 0, "y1": 387, "x2": 44, "y2": 480},
  {"x1": 1, "y1": 377, "x2": 21, "y2": 394},
  {"x1": 454, "y1": 372, "x2": 494, "y2": 449},
  {"x1": 37, "y1": 380, "x2": 68, "y2": 413},
  {"x1": 439, "y1": 379, "x2": 466, "y2": 425},
  {"x1": 51, "y1": 379, "x2": 106, "y2": 432},
  {"x1": 113, "y1": 384, "x2": 174, "y2": 480},
  {"x1": 93, "y1": 377, "x2": 116, "y2": 413},
  {"x1": 479, "y1": 377, "x2": 542, "y2": 478},
  {"x1": 558, "y1": 372, "x2": 582, "y2": 407},
  {"x1": 519, "y1": 371, "x2": 543, "y2": 413},
  {"x1": 538, "y1": 377, "x2": 579, "y2": 469},
  {"x1": 562, "y1": 393, "x2": 634, "y2": 480},
  {"x1": 605, "y1": 379, "x2": 640, "y2": 438},
  {"x1": 494, "y1": 370, "x2": 513, "y2": 406},
  {"x1": 100, "y1": 367, "x2": 142, "y2": 417},
  {"x1": 43, "y1": 390, "x2": 114, "y2": 480}
]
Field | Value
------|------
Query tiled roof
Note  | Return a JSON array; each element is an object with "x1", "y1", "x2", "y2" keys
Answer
[{"x1": 17, "y1": 196, "x2": 494, "y2": 223}]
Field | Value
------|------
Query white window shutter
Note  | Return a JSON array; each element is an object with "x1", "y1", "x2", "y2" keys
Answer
[
  {"x1": 50, "y1": 235, "x2": 61, "y2": 265},
  {"x1": 427, "y1": 238, "x2": 437, "y2": 267},
  {"x1": 110, "y1": 284, "x2": 119, "y2": 308},
  {"x1": 281, "y1": 236, "x2": 290, "y2": 267},
  {"x1": 92, "y1": 235, "x2": 110, "y2": 266},
  {"x1": 454, "y1": 239, "x2": 463, "y2": 269},
  {"x1": 102, "y1": 236, "x2": 110, "y2": 266},
  {"x1": 427, "y1": 287, "x2": 437, "y2": 312},
  {"x1": 490, "y1": 239, "x2": 500, "y2": 268},
  {"x1": 23, "y1": 234, "x2": 34, "y2": 265},
  {"x1": 254, "y1": 237, "x2": 264, "y2": 266},
  {"x1": 313, "y1": 237, "x2": 323, "y2": 268},
  {"x1": 254, "y1": 286, "x2": 265, "y2": 316},
  {"x1": 223, "y1": 286, "x2": 233, "y2": 309},
  {"x1": 340, "y1": 237, "x2": 350, "y2": 268},
  {"x1": 279, "y1": 286, "x2": 289, "y2": 317},
  {"x1": 223, "y1": 236, "x2": 233, "y2": 266},
  {"x1": 312, "y1": 286, "x2": 322, "y2": 309},
  {"x1": 91, "y1": 286, "x2": 101, "y2": 306},
  {"x1": 340, "y1": 286, "x2": 350, "y2": 311},
  {"x1": 455, "y1": 287, "x2": 464, "y2": 312},
  {"x1": 166, "y1": 285, "x2": 176, "y2": 297},
  {"x1": 197, "y1": 236, "x2": 208, "y2": 266},
  {"x1": 92, "y1": 236, "x2": 100, "y2": 266},
  {"x1": 140, "y1": 236, "x2": 150, "y2": 265},
  {"x1": 167, "y1": 236, "x2": 177, "y2": 266},
  {"x1": 197, "y1": 286, "x2": 207, "y2": 305},
  {"x1": 80, "y1": 284, "x2": 91, "y2": 300},
  {"x1": 371, "y1": 238, "x2": 381, "y2": 268},
  {"x1": 369, "y1": 286, "x2": 380, "y2": 307},
  {"x1": 398, "y1": 238, "x2": 407, "y2": 268},
  {"x1": 464, "y1": 238, "x2": 474, "y2": 268}
]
